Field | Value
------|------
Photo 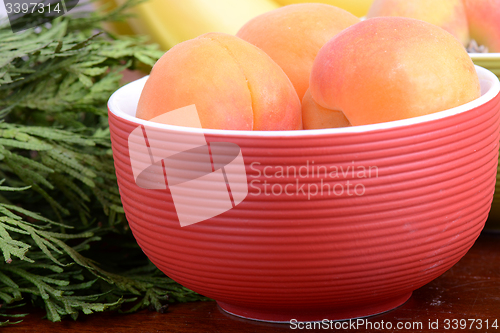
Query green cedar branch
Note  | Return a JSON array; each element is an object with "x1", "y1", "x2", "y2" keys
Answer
[{"x1": 0, "y1": 0, "x2": 208, "y2": 325}]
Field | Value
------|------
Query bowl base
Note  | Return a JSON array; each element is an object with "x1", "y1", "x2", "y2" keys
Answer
[{"x1": 217, "y1": 292, "x2": 412, "y2": 323}]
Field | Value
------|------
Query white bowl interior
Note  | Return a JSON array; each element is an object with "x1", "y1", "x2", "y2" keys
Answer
[{"x1": 108, "y1": 66, "x2": 500, "y2": 137}]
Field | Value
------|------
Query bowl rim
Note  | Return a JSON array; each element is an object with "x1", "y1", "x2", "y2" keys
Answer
[
  {"x1": 469, "y1": 52, "x2": 500, "y2": 60},
  {"x1": 108, "y1": 65, "x2": 500, "y2": 137}
]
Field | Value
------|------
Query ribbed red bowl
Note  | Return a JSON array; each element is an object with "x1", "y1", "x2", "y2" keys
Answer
[{"x1": 108, "y1": 66, "x2": 500, "y2": 322}]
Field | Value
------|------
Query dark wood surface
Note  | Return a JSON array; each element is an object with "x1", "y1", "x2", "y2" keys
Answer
[{"x1": 5, "y1": 230, "x2": 500, "y2": 333}]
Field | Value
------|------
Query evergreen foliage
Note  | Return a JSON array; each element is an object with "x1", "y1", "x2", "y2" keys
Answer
[{"x1": 0, "y1": 1, "x2": 208, "y2": 325}]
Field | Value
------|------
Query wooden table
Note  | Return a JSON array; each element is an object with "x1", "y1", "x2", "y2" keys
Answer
[{"x1": 6, "y1": 230, "x2": 500, "y2": 333}]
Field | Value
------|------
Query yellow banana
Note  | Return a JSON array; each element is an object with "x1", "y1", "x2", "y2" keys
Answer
[
  {"x1": 109, "y1": 0, "x2": 279, "y2": 50},
  {"x1": 273, "y1": 0, "x2": 374, "y2": 17},
  {"x1": 96, "y1": 0, "x2": 136, "y2": 35}
]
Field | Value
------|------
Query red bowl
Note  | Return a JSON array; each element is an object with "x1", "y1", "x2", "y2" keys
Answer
[{"x1": 108, "y1": 66, "x2": 500, "y2": 322}]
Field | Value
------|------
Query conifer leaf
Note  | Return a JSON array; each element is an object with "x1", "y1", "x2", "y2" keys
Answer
[
  {"x1": 0, "y1": 0, "x2": 206, "y2": 324},
  {"x1": 78, "y1": 73, "x2": 94, "y2": 88},
  {"x1": 0, "y1": 138, "x2": 52, "y2": 151}
]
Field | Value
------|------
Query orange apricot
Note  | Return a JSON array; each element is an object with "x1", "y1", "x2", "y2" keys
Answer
[
  {"x1": 236, "y1": 3, "x2": 359, "y2": 100},
  {"x1": 463, "y1": 0, "x2": 500, "y2": 52},
  {"x1": 367, "y1": 0, "x2": 469, "y2": 46},
  {"x1": 136, "y1": 32, "x2": 302, "y2": 131},
  {"x1": 302, "y1": 89, "x2": 350, "y2": 129},
  {"x1": 310, "y1": 17, "x2": 481, "y2": 126}
]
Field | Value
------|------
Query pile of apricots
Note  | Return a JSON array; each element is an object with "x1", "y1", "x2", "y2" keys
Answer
[{"x1": 136, "y1": 1, "x2": 494, "y2": 130}]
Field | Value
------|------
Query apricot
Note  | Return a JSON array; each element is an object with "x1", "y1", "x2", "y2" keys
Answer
[
  {"x1": 302, "y1": 89, "x2": 350, "y2": 130},
  {"x1": 463, "y1": 0, "x2": 500, "y2": 53},
  {"x1": 310, "y1": 17, "x2": 481, "y2": 126},
  {"x1": 367, "y1": 0, "x2": 469, "y2": 46},
  {"x1": 136, "y1": 33, "x2": 302, "y2": 131},
  {"x1": 236, "y1": 4, "x2": 359, "y2": 100}
]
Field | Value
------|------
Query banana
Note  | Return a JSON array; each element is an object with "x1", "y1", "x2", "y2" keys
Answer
[
  {"x1": 109, "y1": 0, "x2": 280, "y2": 50},
  {"x1": 96, "y1": 0, "x2": 137, "y2": 35},
  {"x1": 273, "y1": 0, "x2": 374, "y2": 17}
]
